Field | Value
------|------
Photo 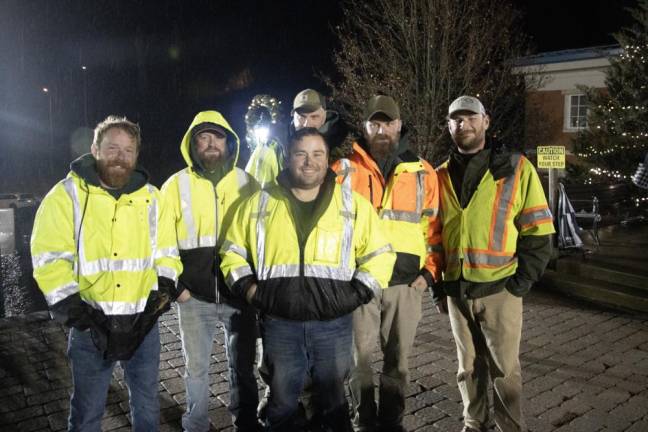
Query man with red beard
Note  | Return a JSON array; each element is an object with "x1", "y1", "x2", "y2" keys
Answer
[
  {"x1": 331, "y1": 95, "x2": 443, "y2": 432},
  {"x1": 31, "y1": 115, "x2": 182, "y2": 431}
]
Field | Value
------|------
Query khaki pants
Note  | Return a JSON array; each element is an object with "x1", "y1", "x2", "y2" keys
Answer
[
  {"x1": 448, "y1": 289, "x2": 524, "y2": 432},
  {"x1": 349, "y1": 283, "x2": 424, "y2": 430}
]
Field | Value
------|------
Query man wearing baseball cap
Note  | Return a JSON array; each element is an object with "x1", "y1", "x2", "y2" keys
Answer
[
  {"x1": 438, "y1": 96, "x2": 554, "y2": 432},
  {"x1": 332, "y1": 95, "x2": 443, "y2": 432},
  {"x1": 290, "y1": 88, "x2": 350, "y2": 157},
  {"x1": 161, "y1": 111, "x2": 262, "y2": 431}
]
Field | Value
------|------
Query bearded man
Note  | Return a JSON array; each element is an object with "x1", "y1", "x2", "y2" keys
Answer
[
  {"x1": 331, "y1": 95, "x2": 444, "y2": 432},
  {"x1": 438, "y1": 96, "x2": 554, "y2": 432},
  {"x1": 161, "y1": 110, "x2": 261, "y2": 432},
  {"x1": 31, "y1": 115, "x2": 182, "y2": 431}
]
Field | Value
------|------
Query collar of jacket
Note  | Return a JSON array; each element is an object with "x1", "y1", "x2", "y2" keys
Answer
[
  {"x1": 275, "y1": 168, "x2": 338, "y2": 244},
  {"x1": 69, "y1": 153, "x2": 149, "y2": 195},
  {"x1": 448, "y1": 138, "x2": 516, "y2": 181},
  {"x1": 351, "y1": 138, "x2": 421, "y2": 178}
]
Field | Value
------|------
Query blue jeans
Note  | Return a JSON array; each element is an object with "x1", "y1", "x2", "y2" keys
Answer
[
  {"x1": 67, "y1": 324, "x2": 160, "y2": 432},
  {"x1": 178, "y1": 297, "x2": 259, "y2": 431},
  {"x1": 261, "y1": 314, "x2": 353, "y2": 432}
]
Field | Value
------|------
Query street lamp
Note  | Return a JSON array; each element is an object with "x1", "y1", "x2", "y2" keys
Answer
[
  {"x1": 81, "y1": 66, "x2": 88, "y2": 126},
  {"x1": 42, "y1": 87, "x2": 53, "y2": 147}
]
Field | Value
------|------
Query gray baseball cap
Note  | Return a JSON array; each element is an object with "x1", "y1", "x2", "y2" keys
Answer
[
  {"x1": 448, "y1": 95, "x2": 486, "y2": 117},
  {"x1": 293, "y1": 89, "x2": 326, "y2": 113}
]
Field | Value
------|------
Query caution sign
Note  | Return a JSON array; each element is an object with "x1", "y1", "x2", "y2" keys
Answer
[{"x1": 537, "y1": 146, "x2": 565, "y2": 169}]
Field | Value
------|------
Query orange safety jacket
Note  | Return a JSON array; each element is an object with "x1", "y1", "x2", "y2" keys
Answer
[{"x1": 331, "y1": 141, "x2": 443, "y2": 285}]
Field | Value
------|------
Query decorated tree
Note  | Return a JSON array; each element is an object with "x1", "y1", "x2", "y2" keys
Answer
[
  {"x1": 325, "y1": 0, "x2": 539, "y2": 164},
  {"x1": 575, "y1": 0, "x2": 648, "y2": 188}
]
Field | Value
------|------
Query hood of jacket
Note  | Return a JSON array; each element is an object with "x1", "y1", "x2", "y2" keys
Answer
[
  {"x1": 69, "y1": 153, "x2": 149, "y2": 194},
  {"x1": 180, "y1": 110, "x2": 240, "y2": 171}
]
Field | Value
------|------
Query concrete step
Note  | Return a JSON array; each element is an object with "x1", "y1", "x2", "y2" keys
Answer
[
  {"x1": 555, "y1": 257, "x2": 648, "y2": 291},
  {"x1": 540, "y1": 270, "x2": 648, "y2": 314}
]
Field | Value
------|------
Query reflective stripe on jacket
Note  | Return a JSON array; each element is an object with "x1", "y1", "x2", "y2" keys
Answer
[
  {"x1": 437, "y1": 154, "x2": 555, "y2": 282},
  {"x1": 161, "y1": 110, "x2": 259, "y2": 303},
  {"x1": 330, "y1": 142, "x2": 443, "y2": 284},
  {"x1": 220, "y1": 177, "x2": 395, "y2": 321},
  {"x1": 31, "y1": 172, "x2": 182, "y2": 318}
]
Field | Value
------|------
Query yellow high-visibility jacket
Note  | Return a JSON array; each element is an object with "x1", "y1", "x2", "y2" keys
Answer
[
  {"x1": 220, "y1": 171, "x2": 396, "y2": 321},
  {"x1": 31, "y1": 161, "x2": 182, "y2": 358},
  {"x1": 437, "y1": 153, "x2": 555, "y2": 283},
  {"x1": 245, "y1": 138, "x2": 283, "y2": 188},
  {"x1": 161, "y1": 110, "x2": 259, "y2": 303}
]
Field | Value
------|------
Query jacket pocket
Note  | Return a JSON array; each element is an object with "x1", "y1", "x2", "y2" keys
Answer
[
  {"x1": 313, "y1": 225, "x2": 342, "y2": 264},
  {"x1": 391, "y1": 172, "x2": 419, "y2": 212},
  {"x1": 389, "y1": 252, "x2": 420, "y2": 286}
]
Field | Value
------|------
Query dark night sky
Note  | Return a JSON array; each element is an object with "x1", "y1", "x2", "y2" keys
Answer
[{"x1": 0, "y1": 0, "x2": 639, "y2": 192}]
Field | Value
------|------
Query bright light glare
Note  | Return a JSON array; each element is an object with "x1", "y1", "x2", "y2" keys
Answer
[
  {"x1": 253, "y1": 126, "x2": 269, "y2": 144},
  {"x1": 42, "y1": 87, "x2": 49, "y2": 93}
]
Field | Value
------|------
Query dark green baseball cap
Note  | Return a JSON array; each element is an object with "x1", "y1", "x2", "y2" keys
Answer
[{"x1": 364, "y1": 95, "x2": 400, "y2": 121}]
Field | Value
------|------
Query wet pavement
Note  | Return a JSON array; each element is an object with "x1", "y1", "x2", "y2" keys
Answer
[
  {"x1": 0, "y1": 287, "x2": 647, "y2": 431},
  {"x1": 0, "y1": 251, "x2": 46, "y2": 318}
]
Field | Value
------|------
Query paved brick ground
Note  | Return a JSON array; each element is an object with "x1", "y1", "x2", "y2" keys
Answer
[{"x1": 1, "y1": 288, "x2": 647, "y2": 432}]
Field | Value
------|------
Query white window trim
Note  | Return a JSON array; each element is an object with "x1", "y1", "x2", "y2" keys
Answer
[{"x1": 563, "y1": 93, "x2": 589, "y2": 132}]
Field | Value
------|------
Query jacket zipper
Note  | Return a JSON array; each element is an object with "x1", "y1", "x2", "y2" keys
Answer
[
  {"x1": 368, "y1": 174, "x2": 374, "y2": 206},
  {"x1": 299, "y1": 243, "x2": 305, "y2": 288}
]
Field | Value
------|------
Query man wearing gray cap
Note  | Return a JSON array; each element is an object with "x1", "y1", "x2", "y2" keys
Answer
[
  {"x1": 332, "y1": 95, "x2": 443, "y2": 432},
  {"x1": 438, "y1": 96, "x2": 555, "y2": 432},
  {"x1": 290, "y1": 89, "x2": 350, "y2": 157}
]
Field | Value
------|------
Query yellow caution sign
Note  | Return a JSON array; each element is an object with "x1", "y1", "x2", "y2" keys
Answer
[{"x1": 537, "y1": 146, "x2": 565, "y2": 169}]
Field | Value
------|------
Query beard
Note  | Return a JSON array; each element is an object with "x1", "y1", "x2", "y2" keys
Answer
[
  {"x1": 97, "y1": 159, "x2": 135, "y2": 189},
  {"x1": 200, "y1": 153, "x2": 224, "y2": 171},
  {"x1": 367, "y1": 133, "x2": 398, "y2": 160},
  {"x1": 452, "y1": 129, "x2": 486, "y2": 154}
]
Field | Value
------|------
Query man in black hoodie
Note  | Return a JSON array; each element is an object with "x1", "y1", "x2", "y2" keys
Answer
[{"x1": 289, "y1": 89, "x2": 350, "y2": 158}]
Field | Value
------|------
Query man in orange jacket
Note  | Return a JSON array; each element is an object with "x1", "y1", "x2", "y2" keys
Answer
[{"x1": 331, "y1": 95, "x2": 444, "y2": 432}]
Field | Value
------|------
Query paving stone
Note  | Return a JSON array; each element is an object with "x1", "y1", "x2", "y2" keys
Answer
[
  {"x1": 161, "y1": 377, "x2": 185, "y2": 395},
  {"x1": 429, "y1": 414, "x2": 463, "y2": 430},
  {"x1": 47, "y1": 411, "x2": 68, "y2": 431},
  {"x1": 26, "y1": 389, "x2": 69, "y2": 406},
  {"x1": 402, "y1": 413, "x2": 428, "y2": 430},
  {"x1": 1, "y1": 289, "x2": 647, "y2": 431},
  {"x1": 626, "y1": 420, "x2": 648, "y2": 432},
  {"x1": 607, "y1": 395, "x2": 648, "y2": 423},
  {"x1": 101, "y1": 414, "x2": 130, "y2": 431},
  {"x1": 17, "y1": 415, "x2": 49, "y2": 432}
]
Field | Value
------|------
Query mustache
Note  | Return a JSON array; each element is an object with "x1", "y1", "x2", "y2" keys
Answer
[{"x1": 105, "y1": 159, "x2": 131, "y2": 167}]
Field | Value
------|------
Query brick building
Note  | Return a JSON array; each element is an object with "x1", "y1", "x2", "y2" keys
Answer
[{"x1": 514, "y1": 45, "x2": 621, "y2": 160}]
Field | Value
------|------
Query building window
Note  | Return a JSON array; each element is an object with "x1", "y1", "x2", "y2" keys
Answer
[{"x1": 564, "y1": 94, "x2": 589, "y2": 131}]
